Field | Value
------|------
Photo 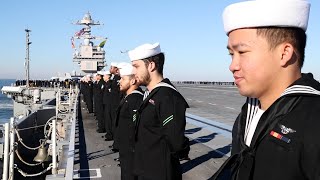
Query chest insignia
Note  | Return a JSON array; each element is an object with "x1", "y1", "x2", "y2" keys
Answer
[
  {"x1": 270, "y1": 131, "x2": 291, "y2": 144},
  {"x1": 279, "y1": 124, "x2": 296, "y2": 135},
  {"x1": 149, "y1": 99, "x2": 155, "y2": 105}
]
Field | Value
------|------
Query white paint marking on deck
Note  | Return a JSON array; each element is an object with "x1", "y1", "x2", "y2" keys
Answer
[
  {"x1": 196, "y1": 100, "x2": 203, "y2": 103},
  {"x1": 225, "y1": 106, "x2": 235, "y2": 110},
  {"x1": 73, "y1": 168, "x2": 102, "y2": 179},
  {"x1": 180, "y1": 86, "x2": 237, "y2": 93},
  {"x1": 208, "y1": 103, "x2": 216, "y2": 106}
]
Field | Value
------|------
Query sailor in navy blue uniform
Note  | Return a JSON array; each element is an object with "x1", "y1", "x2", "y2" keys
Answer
[
  {"x1": 129, "y1": 43, "x2": 189, "y2": 180},
  {"x1": 83, "y1": 74, "x2": 94, "y2": 113},
  {"x1": 102, "y1": 70, "x2": 113, "y2": 140},
  {"x1": 212, "y1": 0, "x2": 320, "y2": 179},
  {"x1": 92, "y1": 73, "x2": 99, "y2": 117},
  {"x1": 95, "y1": 71, "x2": 106, "y2": 133},
  {"x1": 109, "y1": 62, "x2": 123, "y2": 151},
  {"x1": 115, "y1": 63, "x2": 143, "y2": 180}
]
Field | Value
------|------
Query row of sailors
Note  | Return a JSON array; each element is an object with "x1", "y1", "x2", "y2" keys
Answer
[
  {"x1": 80, "y1": 43, "x2": 190, "y2": 180},
  {"x1": 15, "y1": 79, "x2": 79, "y2": 88},
  {"x1": 83, "y1": 0, "x2": 320, "y2": 179}
]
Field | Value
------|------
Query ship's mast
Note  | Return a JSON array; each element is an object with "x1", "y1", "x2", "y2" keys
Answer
[{"x1": 25, "y1": 29, "x2": 31, "y2": 88}]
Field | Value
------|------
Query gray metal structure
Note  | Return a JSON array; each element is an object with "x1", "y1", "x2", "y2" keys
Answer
[
  {"x1": 25, "y1": 29, "x2": 31, "y2": 89},
  {"x1": 72, "y1": 12, "x2": 107, "y2": 73}
]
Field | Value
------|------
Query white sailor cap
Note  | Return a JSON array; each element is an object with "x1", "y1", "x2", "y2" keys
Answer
[
  {"x1": 110, "y1": 62, "x2": 118, "y2": 67},
  {"x1": 85, "y1": 74, "x2": 92, "y2": 78},
  {"x1": 118, "y1": 63, "x2": 134, "y2": 76},
  {"x1": 128, "y1": 43, "x2": 161, "y2": 61},
  {"x1": 116, "y1": 62, "x2": 129, "y2": 69},
  {"x1": 97, "y1": 71, "x2": 104, "y2": 75},
  {"x1": 102, "y1": 70, "x2": 111, "y2": 75},
  {"x1": 223, "y1": 0, "x2": 311, "y2": 34}
]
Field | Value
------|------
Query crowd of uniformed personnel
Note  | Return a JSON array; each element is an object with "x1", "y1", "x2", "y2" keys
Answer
[
  {"x1": 15, "y1": 79, "x2": 79, "y2": 88},
  {"x1": 76, "y1": 0, "x2": 320, "y2": 179},
  {"x1": 80, "y1": 43, "x2": 190, "y2": 180}
]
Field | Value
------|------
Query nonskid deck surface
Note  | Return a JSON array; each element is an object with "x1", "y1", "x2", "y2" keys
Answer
[{"x1": 74, "y1": 84, "x2": 244, "y2": 179}]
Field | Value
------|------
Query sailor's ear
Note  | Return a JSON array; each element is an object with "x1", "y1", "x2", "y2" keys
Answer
[
  {"x1": 148, "y1": 61, "x2": 156, "y2": 72},
  {"x1": 278, "y1": 43, "x2": 296, "y2": 67},
  {"x1": 130, "y1": 77, "x2": 137, "y2": 85}
]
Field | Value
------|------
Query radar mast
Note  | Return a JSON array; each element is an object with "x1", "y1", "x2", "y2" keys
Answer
[{"x1": 25, "y1": 29, "x2": 31, "y2": 88}]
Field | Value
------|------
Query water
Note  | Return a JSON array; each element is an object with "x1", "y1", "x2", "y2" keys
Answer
[{"x1": 0, "y1": 79, "x2": 15, "y2": 124}]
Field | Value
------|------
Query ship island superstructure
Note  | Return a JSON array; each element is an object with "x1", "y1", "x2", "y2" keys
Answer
[{"x1": 72, "y1": 12, "x2": 107, "y2": 73}]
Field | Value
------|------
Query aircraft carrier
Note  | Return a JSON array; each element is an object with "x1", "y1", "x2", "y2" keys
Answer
[
  {"x1": 0, "y1": 13, "x2": 245, "y2": 179},
  {"x1": 69, "y1": 83, "x2": 244, "y2": 180}
]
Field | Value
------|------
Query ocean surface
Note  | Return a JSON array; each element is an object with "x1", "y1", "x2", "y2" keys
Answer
[{"x1": 0, "y1": 79, "x2": 15, "y2": 124}]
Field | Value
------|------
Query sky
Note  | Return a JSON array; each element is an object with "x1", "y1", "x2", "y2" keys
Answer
[{"x1": 0, "y1": 0, "x2": 319, "y2": 81}]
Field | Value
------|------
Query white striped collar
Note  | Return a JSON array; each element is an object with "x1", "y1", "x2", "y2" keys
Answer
[
  {"x1": 131, "y1": 90, "x2": 144, "y2": 96},
  {"x1": 245, "y1": 84, "x2": 320, "y2": 144},
  {"x1": 244, "y1": 98, "x2": 260, "y2": 142},
  {"x1": 143, "y1": 82, "x2": 177, "y2": 100},
  {"x1": 281, "y1": 85, "x2": 320, "y2": 96},
  {"x1": 143, "y1": 90, "x2": 150, "y2": 101},
  {"x1": 154, "y1": 82, "x2": 177, "y2": 91},
  {"x1": 125, "y1": 89, "x2": 143, "y2": 99}
]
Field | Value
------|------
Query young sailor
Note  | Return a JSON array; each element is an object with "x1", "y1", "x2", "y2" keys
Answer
[
  {"x1": 102, "y1": 62, "x2": 120, "y2": 142},
  {"x1": 102, "y1": 70, "x2": 113, "y2": 140},
  {"x1": 129, "y1": 43, "x2": 189, "y2": 180},
  {"x1": 109, "y1": 62, "x2": 122, "y2": 151},
  {"x1": 212, "y1": 0, "x2": 320, "y2": 179},
  {"x1": 95, "y1": 71, "x2": 106, "y2": 133},
  {"x1": 116, "y1": 63, "x2": 143, "y2": 180},
  {"x1": 84, "y1": 74, "x2": 94, "y2": 113}
]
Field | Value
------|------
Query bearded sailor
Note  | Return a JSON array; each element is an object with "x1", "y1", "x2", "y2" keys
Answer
[
  {"x1": 129, "y1": 43, "x2": 189, "y2": 180},
  {"x1": 115, "y1": 63, "x2": 143, "y2": 180}
]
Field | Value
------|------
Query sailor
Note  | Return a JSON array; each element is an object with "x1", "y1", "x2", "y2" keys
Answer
[
  {"x1": 115, "y1": 63, "x2": 143, "y2": 180},
  {"x1": 81, "y1": 76, "x2": 89, "y2": 110},
  {"x1": 129, "y1": 43, "x2": 189, "y2": 180},
  {"x1": 84, "y1": 74, "x2": 94, "y2": 113},
  {"x1": 102, "y1": 70, "x2": 113, "y2": 141},
  {"x1": 95, "y1": 71, "x2": 106, "y2": 133},
  {"x1": 15, "y1": 80, "x2": 20, "y2": 86},
  {"x1": 64, "y1": 78, "x2": 70, "y2": 88},
  {"x1": 80, "y1": 76, "x2": 85, "y2": 97},
  {"x1": 92, "y1": 73, "x2": 99, "y2": 117},
  {"x1": 211, "y1": 0, "x2": 320, "y2": 179},
  {"x1": 109, "y1": 62, "x2": 123, "y2": 152}
]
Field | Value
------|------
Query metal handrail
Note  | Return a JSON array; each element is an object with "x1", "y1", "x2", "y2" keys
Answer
[{"x1": 65, "y1": 93, "x2": 78, "y2": 179}]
